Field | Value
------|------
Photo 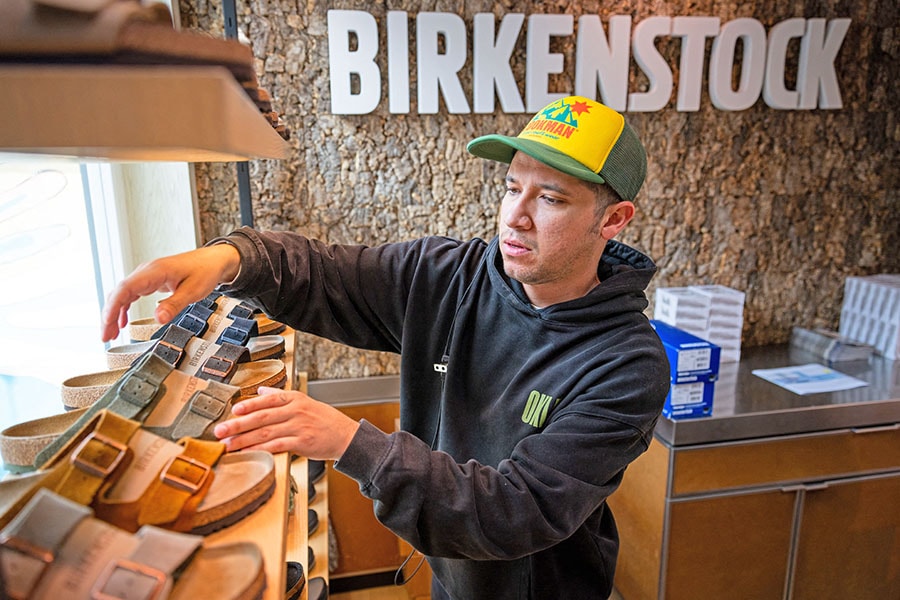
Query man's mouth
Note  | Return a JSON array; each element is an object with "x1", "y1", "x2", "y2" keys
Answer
[{"x1": 502, "y1": 236, "x2": 532, "y2": 257}]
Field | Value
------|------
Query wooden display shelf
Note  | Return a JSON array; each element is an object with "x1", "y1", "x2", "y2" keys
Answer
[
  {"x1": 206, "y1": 452, "x2": 291, "y2": 600},
  {"x1": 285, "y1": 369, "x2": 331, "y2": 599},
  {"x1": 210, "y1": 328, "x2": 332, "y2": 600},
  {"x1": 0, "y1": 64, "x2": 290, "y2": 162}
]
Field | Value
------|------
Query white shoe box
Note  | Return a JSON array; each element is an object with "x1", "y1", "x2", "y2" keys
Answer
[
  {"x1": 654, "y1": 285, "x2": 745, "y2": 362},
  {"x1": 839, "y1": 275, "x2": 900, "y2": 359}
]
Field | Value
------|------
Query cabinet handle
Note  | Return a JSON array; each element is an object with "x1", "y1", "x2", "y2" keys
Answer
[
  {"x1": 781, "y1": 482, "x2": 830, "y2": 493},
  {"x1": 851, "y1": 423, "x2": 900, "y2": 434}
]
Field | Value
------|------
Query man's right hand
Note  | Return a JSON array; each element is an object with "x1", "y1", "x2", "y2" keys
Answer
[{"x1": 100, "y1": 243, "x2": 242, "y2": 342}]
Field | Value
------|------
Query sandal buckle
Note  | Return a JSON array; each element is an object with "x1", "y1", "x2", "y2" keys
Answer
[
  {"x1": 91, "y1": 558, "x2": 166, "y2": 600},
  {"x1": 152, "y1": 339, "x2": 185, "y2": 367},
  {"x1": 200, "y1": 356, "x2": 234, "y2": 381},
  {"x1": 0, "y1": 531, "x2": 54, "y2": 598},
  {"x1": 228, "y1": 304, "x2": 254, "y2": 319},
  {"x1": 71, "y1": 432, "x2": 128, "y2": 478},
  {"x1": 189, "y1": 391, "x2": 227, "y2": 420},
  {"x1": 119, "y1": 372, "x2": 159, "y2": 407},
  {"x1": 160, "y1": 454, "x2": 211, "y2": 494},
  {"x1": 176, "y1": 311, "x2": 208, "y2": 337},
  {"x1": 217, "y1": 320, "x2": 253, "y2": 346}
]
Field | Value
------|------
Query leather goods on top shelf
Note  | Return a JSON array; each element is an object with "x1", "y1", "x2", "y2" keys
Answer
[{"x1": 0, "y1": 0, "x2": 290, "y2": 140}]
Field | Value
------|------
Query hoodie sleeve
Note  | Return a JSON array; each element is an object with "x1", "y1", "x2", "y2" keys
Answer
[{"x1": 213, "y1": 227, "x2": 417, "y2": 352}]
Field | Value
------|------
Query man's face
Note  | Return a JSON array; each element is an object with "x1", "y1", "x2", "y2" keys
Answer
[{"x1": 498, "y1": 152, "x2": 614, "y2": 306}]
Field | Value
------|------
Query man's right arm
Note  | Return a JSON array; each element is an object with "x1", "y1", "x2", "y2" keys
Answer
[{"x1": 100, "y1": 242, "x2": 241, "y2": 341}]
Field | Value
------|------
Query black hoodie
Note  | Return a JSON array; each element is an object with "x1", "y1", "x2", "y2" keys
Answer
[{"x1": 221, "y1": 228, "x2": 670, "y2": 599}]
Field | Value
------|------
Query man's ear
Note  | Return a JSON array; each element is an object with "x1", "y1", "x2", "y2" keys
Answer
[{"x1": 600, "y1": 201, "x2": 636, "y2": 240}]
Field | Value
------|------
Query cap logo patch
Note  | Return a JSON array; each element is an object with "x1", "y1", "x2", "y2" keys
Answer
[{"x1": 521, "y1": 98, "x2": 592, "y2": 141}]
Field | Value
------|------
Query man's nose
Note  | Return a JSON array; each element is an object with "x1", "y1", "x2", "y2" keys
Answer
[{"x1": 503, "y1": 197, "x2": 533, "y2": 229}]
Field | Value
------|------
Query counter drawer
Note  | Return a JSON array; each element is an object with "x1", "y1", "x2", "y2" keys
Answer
[{"x1": 670, "y1": 424, "x2": 900, "y2": 496}]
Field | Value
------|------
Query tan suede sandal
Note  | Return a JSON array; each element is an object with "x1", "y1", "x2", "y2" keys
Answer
[
  {"x1": 5, "y1": 409, "x2": 276, "y2": 535},
  {"x1": 3, "y1": 352, "x2": 243, "y2": 473},
  {"x1": 0, "y1": 487, "x2": 266, "y2": 600}
]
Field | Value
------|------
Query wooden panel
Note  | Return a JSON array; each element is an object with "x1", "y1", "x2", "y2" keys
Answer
[
  {"x1": 608, "y1": 437, "x2": 671, "y2": 600},
  {"x1": 671, "y1": 427, "x2": 900, "y2": 496},
  {"x1": 791, "y1": 473, "x2": 900, "y2": 600},
  {"x1": 329, "y1": 402, "x2": 405, "y2": 577},
  {"x1": 664, "y1": 490, "x2": 796, "y2": 600}
]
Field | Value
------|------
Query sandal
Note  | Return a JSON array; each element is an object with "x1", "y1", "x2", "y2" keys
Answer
[
  {"x1": 130, "y1": 293, "x2": 285, "y2": 342},
  {"x1": 0, "y1": 487, "x2": 266, "y2": 600},
  {"x1": 61, "y1": 330, "x2": 286, "y2": 411},
  {"x1": 4, "y1": 350, "x2": 264, "y2": 473},
  {"x1": 5, "y1": 409, "x2": 275, "y2": 535},
  {"x1": 4, "y1": 352, "x2": 241, "y2": 472},
  {"x1": 107, "y1": 333, "x2": 286, "y2": 368}
]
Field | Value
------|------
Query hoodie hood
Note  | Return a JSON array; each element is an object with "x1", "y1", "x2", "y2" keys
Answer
[{"x1": 485, "y1": 237, "x2": 657, "y2": 323}]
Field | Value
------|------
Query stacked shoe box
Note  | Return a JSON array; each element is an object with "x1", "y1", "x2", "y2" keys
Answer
[
  {"x1": 839, "y1": 274, "x2": 900, "y2": 360},
  {"x1": 651, "y1": 320, "x2": 722, "y2": 419},
  {"x1": 654, "y1": 285, "x2": 746, "y2": 362}
]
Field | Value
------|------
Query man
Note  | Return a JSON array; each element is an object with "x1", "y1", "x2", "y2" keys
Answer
[{"x1": 102, "y1": 96, "x2": 670, "y2": 599}]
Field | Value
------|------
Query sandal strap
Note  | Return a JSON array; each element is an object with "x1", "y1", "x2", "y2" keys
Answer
[
  {"x1": 174, "y1": 303, "x2": 214, "y2": 337},
  {"x1": 106, "y1": 353, "x2": 172, "y2": 419},
  {"x1": 196, "y1": 292, "x2": 221, "y2": 309},
  {"x1": 33, "y1": 353, "x2": 172, "y2": 468},
  {"x1": 50, "y1": 411, "x2": 139, "y2": 506},
  {"x1": 1, "y1": 488, "x2": 204, "y2": 600},
  {"x1": 133, "y1": 438, "x2": 223, "y2": 530},
  {"x1": 91, "y1": 527, "x2": 202, "y2": 600},
  {"x1": 149, "y1": 323, "x2": 195, "y2": 368},
  {"x1": 216, "y1": 315, "x2": 259, "y2": 346},
  {"x1": 197, "y1": 342, "x2": 251, "y2": 383},
  {"x1": 154, "y1": 379, "x2": 239, "y2": 440},
  {"x1": 227, "y1": 303, "x2": 255, "y2": 320},
  {"x1": 0, "y1": 489, "x2": 92, "y2": 599}
]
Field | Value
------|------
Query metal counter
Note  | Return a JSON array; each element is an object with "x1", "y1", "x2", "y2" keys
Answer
[
  {"x1": 655, "y1": 344, "x2": 900, "y2": 446},
  {"x1": 307, "y1": 346, "x2": 900, "y2": 449}
]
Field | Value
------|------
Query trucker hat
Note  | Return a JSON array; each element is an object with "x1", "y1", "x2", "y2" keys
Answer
[{"x1": 466, "y1": 96, "x2": 647, "y2": 201}]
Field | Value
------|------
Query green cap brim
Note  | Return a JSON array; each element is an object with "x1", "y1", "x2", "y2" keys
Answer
[{"x1": 466, "y1": 135, "x2": 606, "y2": 185}]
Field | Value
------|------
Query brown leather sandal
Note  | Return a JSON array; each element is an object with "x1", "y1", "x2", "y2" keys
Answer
[
  {"x1": 3, "y1": 351, "x2": 273, "y2": 473},
  {"x1": 2, "y1": 409, "x2": 275, "y2": 535}
]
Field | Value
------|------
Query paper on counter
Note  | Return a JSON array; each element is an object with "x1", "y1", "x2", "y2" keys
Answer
[{"x1": 752, "y1": 363, "x2": 869, "y2": 395}]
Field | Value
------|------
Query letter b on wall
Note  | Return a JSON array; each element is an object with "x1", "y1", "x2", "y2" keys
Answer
[{"x1": 328, "y1": 10, "x2": 381, "y2": 114}]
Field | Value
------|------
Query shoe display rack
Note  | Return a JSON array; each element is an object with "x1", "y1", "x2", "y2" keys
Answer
[
  {"x1": 206, "y1": 328, "x2": 330, "y2": 600},
  {"x1": 0, "y1": 327, "x2": 328, "y2": 600}
]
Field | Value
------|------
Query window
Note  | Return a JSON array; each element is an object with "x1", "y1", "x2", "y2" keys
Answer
[
  {"x1": 0, "y1": 157, "x2": 107, "y2": 424},
  {"x1": 0, "y1": 156, "x2": 196, "y2": 436}
]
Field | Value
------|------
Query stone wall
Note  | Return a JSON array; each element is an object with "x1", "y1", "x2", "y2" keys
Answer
[{"x1": 180, "y1": 0, "x2": 898, "y2": 380}]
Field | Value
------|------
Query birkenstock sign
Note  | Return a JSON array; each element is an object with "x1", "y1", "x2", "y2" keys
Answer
[{"x1": 326, "y1": 11, "x2": 852, "y2": 114}]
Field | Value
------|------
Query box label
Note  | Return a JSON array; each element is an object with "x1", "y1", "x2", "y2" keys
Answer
[
  {"x1": 676, "y1": 348, "x2": 712, "y2": 373},
  {"x1": 669, "y1": 382, "x2": 706, "y2": 406}
]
